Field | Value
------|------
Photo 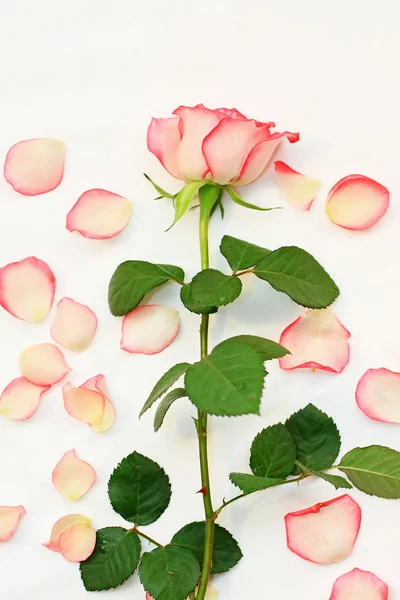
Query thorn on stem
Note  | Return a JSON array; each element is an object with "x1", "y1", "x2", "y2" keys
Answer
[{"x1": 196, "y1": 486, "x2": 207, "y2": 496}]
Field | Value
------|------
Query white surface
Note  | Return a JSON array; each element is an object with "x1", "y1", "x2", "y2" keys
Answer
[{"x1": 1, "y1": 1, "x2": 400, "y2": 598}]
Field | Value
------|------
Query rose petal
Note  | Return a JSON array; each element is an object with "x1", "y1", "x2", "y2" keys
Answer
[
  {"x1": 274, "y1": 161, "x2": 320, "y2": 210},
  {"x1": 285, "y1": 494, "x2": 361, "y2": 564},
  {"x1": 58, "y1": 522, "x2": 96, "y2": 562},
  {"x1": 0, "y1": 377, "x2": 50, "y2": 420},
  {"x1": 19, "y1": 343, "x2": 70, "y2": 386},
  {"x1": 51, "y1": 297, "x2": 97, "y2": 352},
  {"x1": 66, "y1": 189, "x2": 132, "y2": 239},
  {"x1": 279, "y1": 309, "x2": 351, "y2": 373},
  {"x1": 0, "y1": 256, "x2": 55, "y2": 322},
  {"x1": 326, "y1": 175, "x2": 389, "y2": 230},
  {"x1": 4, "y1": 138, "x2": 65, "y2": 196},
  {"x1": 44, "y1": 514, "x2": 92, "y2": 552},
  {"x1": 62, "y1": 383, "x2": 105, "y2": 425},
  {"x1": 52, "y1": 450, "x2": 96, "y2": 500},
  {"x1": 80, "y1": 374, "x2": 115, "y2": 432},
  {"x1": 147, "y1": 116, "x2": 183, "y2": 179},
  {"x1": 329, "y1": 567, "x2": 388, "y2": 600},
  {"x1": 235, "y1": 138, "x2": 281, "y2": 186},
  {"x1": 0, "y1": 506, "x2": 26, "y2": 542},
  {"x1": 215, "y1": 107, "x2": 247, "y2": 120},
  {"x1": 356, "y1": 367, "x2": 400, "y2": 423},
  {"x1": 121, "y1": 305, "x2": 180, "y2": 355}
]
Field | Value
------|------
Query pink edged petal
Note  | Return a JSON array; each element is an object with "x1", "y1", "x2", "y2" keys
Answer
[
  {"x1": 121, "y1": 305, "x2": 180, "y2": 355},
  {"x1": 0, "y1": 506, "x2": 26, "y2": 542},
  {"x1": 4, "y1": 138, "x2": 65, "y2": 196},
  {"x1": 19, "y1": 343, "x2": 70, "y2": 386},
  {"x1": 147, "y1": 117, "x2": 183, "y2": 179},
  {"x1": 62, "y1": 383, "x2": 105, "y2": 426},
  {"x1": 274, "y1": 161, "x2": 320, "y2": 210},
  {"x1": 356, "y1": 367, "x2": 400, "y2": 423},
  {"x1": 66, "y1": 189, "x2": 132, "y2": 240},
  {"x1": 0, "y1": 256, "x2": 55, "y2": 322},
  {"x1": 81, "y1": 374, "x2": 115, "y2": 433},
  {"x1": 59, "y1": 522, "x2": 96, "y2": 562},
  {"x1": 234, "y1": 138, "x2": 282, "y2": 186},
  {"x1": 329, "y1": 567, "x2": 388, "y2": 600},
  {"x1": 215, "y1": 107, "x2": 248, "y2": 120},
  {"x1": 44, "y1": 514, "x2": 92, "y2": 553},
  {"x1": 52, "y1": 450, "x2": 96, "y2": 500},
  {"x1": 285, "y1": 494, "x2": 361, "y2": 565},
  {"x1": 279, "y1": 309, "x2": 351, "y2": 373},
  {"x1": 0, "y1": 377, "x2": 50, "y2": 420},
  {"x1": 326, "y1": 175, "x2": 389, "y2": 230},
  {"x1": 51, "y1": 297, "x2": 97, "y2": 352}
]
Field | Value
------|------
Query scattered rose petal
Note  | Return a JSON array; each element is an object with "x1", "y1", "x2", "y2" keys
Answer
[
  {"x1": 62, "y1": 383, "x2": 105, "y2": 426},
  {"x1": 356, "y1": 367, "x2": 400, "y2": 423},
  {"x1": 285, "y1": 494, "x2": 361, "y2": 564},
  {"x1": 19, "y1": 343, "x2": 70, "y2": 386},
  {"x1": 274, "y1": 161, "x2": 320, "y2": 211},
  {"x1": 51, "y1": 297, "x2": 97, "y2": 352},
  {"x1": 0, "y1": 377, "x2": 50, "y2": 420},
  {"x1": 329, "y1": 567, "x2": 388, "y2": 600},
  {"x1": 81, "y1": 374, "x2": 115, "y2": 433},
  {"x1": 279, "y1": 309, "x2": 350, "y2": 373},
  {"x1": 4, "y1": 138, "x2": 65, "y2": 196},
  {"x1": 121, "y1": 305, "x2": 180, "y2": 355},
  {"x1": 44, "y1": 514, "x2": 95, "y2": 562},
  {"x1": 66, "y1": 189, "x2": 132, "y2": 239},
  {"x1": 0, "y1": 506, "x2": 26, "y2": 542},
  {"x1": 0, "y1": 256, "x2": 55, "y2": 322},
  {"x1": 326, "y1": 175, "x2": 389, "y2": 230},
  {"x1": 52, "y1": 450, "x2": 96, "y2": 500}
]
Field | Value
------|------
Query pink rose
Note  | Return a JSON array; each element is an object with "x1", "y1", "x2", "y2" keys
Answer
[{"x1": 147, "y1": 104, "x2": 299, "y2": 186}]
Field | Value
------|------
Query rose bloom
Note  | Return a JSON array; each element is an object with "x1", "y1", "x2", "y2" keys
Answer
[{"x1": 147, "y1": 104, "x2": 299, "y2": 186}]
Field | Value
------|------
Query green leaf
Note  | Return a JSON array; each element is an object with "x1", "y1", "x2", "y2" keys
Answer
[
  {"x1": 108, "y1": 452, "x2": 171, "y2": 525},
  {"x1": 220, "y1": 234, "x2": 271, "y2": 272},
  {"x1": 314, "y1": 472, "x2": 353, "y2": 490},
  {"x1": 285, "y1": 404, "x2": 341, "y2": 472},
  {"x1": 226, "y1": 186, "x2": 278, "y2": 211},
  {"x1": 169, "y1": 181, "x2": 207, "y2": 229},
  {"x1": 339, "y1": 445, "x2": 400, "y2": 499},
  {"x1": 140, "y1": 362, "x2": 191, "y2": 417},
  {"x1": 218, "y1": 334, "x2": 289, "y2": 361},
  {"x1": 171, "y1": 522, "x2": 242, "y2": 575},
  {"x1": 185, "y1": 340, "x2": 266, "y2": 416},
  {"x1": 250, "y1": 424, "x2": 296, "y2": 478},
  {"x1": 108, "y1": 261, "x2": 184, "y2": 316},
  {"x1": 139, "y1": 545, "x2": 200, "y2": 600},
  {"x1": 180, "y1": 269, "x2": 242, "y2": 314},
  {"x1": 144, "y1": 173, "x2": 175, "y2": 199},
  {"x1": 254, "y1": 246, "x2": 339, "y2": 308},
  {"x1": 229, "y1": 473, "x2": 283, "y2": 494},
  {"x1": 154, "y1": 388, "x2": 187, "y2": 432},
  {"x1": 80, "y1": 527, "x2": 141, "y2": 591}
]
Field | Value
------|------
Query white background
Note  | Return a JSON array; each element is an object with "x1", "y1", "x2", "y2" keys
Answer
[{"x1": 1, "y1": 1, "x2": 400, "y2": 598}]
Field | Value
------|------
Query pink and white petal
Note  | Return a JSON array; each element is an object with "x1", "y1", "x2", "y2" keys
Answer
[
  {"x1": 19, "y1": 343, "x2": 70, "y2": 386},
  {"x1": 356, "y1": 367, "x2": 400, "y2": 423},
  {"x1": 59, "y1": 522, "x2": 96, "y2": 562},
  {"x1": 234, "y1": 138, "x2": 282, "y2": 186},
  {"x1": 172, "y1": 105, "x2": 221, "y2": 181},
  {"x1": 285, "y1": 494, "x2": 361, "y2": 565},
  {"x1": 121, "y1": 305, "x2": 180, "y2": 355},
  {"x1": 326, "y1": 175, "x2": 389, "y2": 230},
  {"x1": 215, "y1": 107, "x2": 248, "y2": 120},
  {"x1": 43, "y1": 514, "x2": 91, "y2": 552},
  {"x1": 66, "y1": 189, "x2": 132, "y2": 239},
  {"x1": 51, "y1": 297, "x2": 97, "y2": 352},
  {"x1": 91, "y1": 398, "x2": 115, "y2": 433},
  {"x1": 0, "y1": 506, "x2": 26, "y2": 542},
  {"x1": 62, "y1": 383, "x2": 105, "y2": 425},
  {"x1": 329, "y1": 568, "x2": 388, "y2": 600},
  {"x1": 52, "y1": 450, "x2": 96, "y2": 500},
  {"x1": 279, "y1": 309, "x2": 351, "y2": 373},
  {"x1": 147, "y1": 117, "x2": 183, "y2": 180},
  {"x1": 274, "y1": 161, "x2": 320, "y2": 210},
  {"x1": 0, "y1": 377, "x2": 50, "y2": 420},
  {"x1": 4, "y1": 138, "x2": 65, "y2": 196},
  {"x1": 0, "y1": 256, "x2": 55, "y2": 322},
  {"x1": 81, "y1": 373, "x2": 108, "y2": 397}
]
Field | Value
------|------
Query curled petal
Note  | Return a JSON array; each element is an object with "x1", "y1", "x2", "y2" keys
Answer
[
  {"x1": 19, "y1": 343, "x2": 70, "y2": 386},
  {"x1": 62, "y1": 383, "x2": 105, "y2": 426},
  {"x1": 329, "y1": 567, "x2": 388, "y2": 600},
  {"x1": 274, "y1": 161, "x2": 320, "y2": 210},
  {"x1": 215, "y1": 107, "x2": 247, "y2": 120},
  {"x1": 285, "y1": 494, "x2": 361, "y2": 564},
  {"x1": 52, "y1": 450, "x2": 96, "y2": 500},
  {"x1": 51, "y1": 297, "x2": 97, "y2": 352},
  {"x1": 235, "y1": 138, "x2": 281, "y2": 186},
  {"x1": 0, "y1": 506, "x2": 26, "y2": 542},
  {"x1": 147, "y1": 117, "x2": 183, "y2": 179},
  {"x1": 44, "y1": 514, "x2": 95, "y2": 562},
  {"x1": 326, "y1": 175, "x2": 389, "y2": 230},
  {"x1": 356, "y1": 367, "x2": 400, "y2": 423},
  {"x1": 66, "y1": 189, "x2": 132, "y2": 239},
  {"x1": 4, "y1": 138, "x2": 65, "y2": 196},
  {"x1": 279, "y1": 309, "x2": 350, "y2": 373},
  {"x1": 0, "y1": 256, "x2": 55, "y2": 322},
  {"x1": 0, "y1": 377, "x2": 50, "y2": 420},
  {"x1": 81, "y1": 374, "x2": 115, "y2": 432},
  {"x1": 121, "y1": 305, "x2": 180, "y2": 355}
]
